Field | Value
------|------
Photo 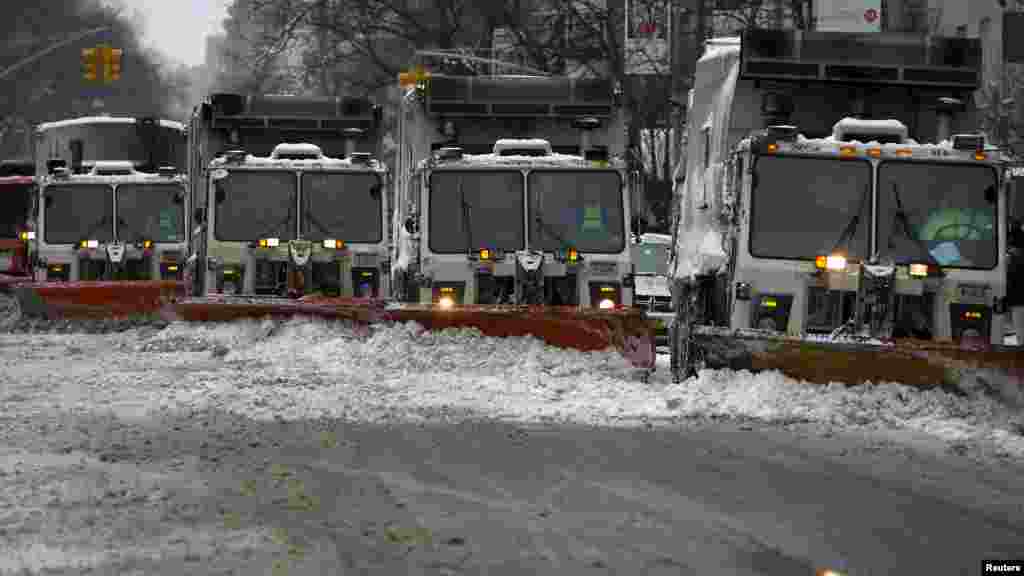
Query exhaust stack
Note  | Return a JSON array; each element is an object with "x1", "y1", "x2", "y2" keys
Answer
[
  {"x1": 69, "y1": 139, "x2": 83, "y2": 174},
  {"x1": 343, "y1": 127, "x2": 365, "y2": 158},
  {"x1": 573, "y1": 117, "x2": 601, "y2": 156},
  {"x1": 935, "y1": 97, "x2": 963, "y2": 143}
]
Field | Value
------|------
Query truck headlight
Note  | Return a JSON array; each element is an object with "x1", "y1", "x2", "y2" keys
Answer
[
  {"x1": 258, "y1": 237, "x2": 280, "y2": 248},
  {"x1": 826, "y1": 254, "x2": 846, "y2": 271},
  {"x1": 908, "y1": 263, "x2": 928, "y2": 278},
  {"x1": 80, "y1": 239, "x2": 99, "y2": 249},
  {"x1": 598, "y1": 298, "x2": 615, "y2": 309}
]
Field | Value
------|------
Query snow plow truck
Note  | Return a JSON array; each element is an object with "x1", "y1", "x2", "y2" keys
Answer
[
  {"x1": 0, "y1": 160, "x2": 36, "y2": 288},
  {"x1": 387, "y1": 71, "x2": 655, "y2": 370},
  {"x1": 668, "y1": 29, "x2": 1023, "y2": 391},
  {"x1": 10, "y1": 116, "x2": 188, "y2": 318}
]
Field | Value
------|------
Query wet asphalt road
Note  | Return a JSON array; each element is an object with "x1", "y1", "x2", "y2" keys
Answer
[{"x1": 7, "y1": 407, "x2": 1020, "y2": 575}]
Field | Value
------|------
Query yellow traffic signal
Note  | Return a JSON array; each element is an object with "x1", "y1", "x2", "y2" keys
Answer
[
  {"x1": 82, "y1": 47, "x2": 98, "y2": 81},
  {"x1": 106, "y1": 47, "x2": 122, "y2": 81}
]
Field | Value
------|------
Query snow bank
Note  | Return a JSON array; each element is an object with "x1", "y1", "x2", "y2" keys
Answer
[
  {"x1": 2, "y1": 317, "x2": 1021, "y2": 458},
  {"x1": 89, "y1": 318, "x2": 1024, "y2": 457}
]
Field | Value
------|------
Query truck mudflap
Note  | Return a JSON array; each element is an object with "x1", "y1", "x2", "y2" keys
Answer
[
  {"x1": 164, "y1": 298, "x2": 657, "y2": 370},
  {"x1": 10, "y1": 280, "x2": 187, "y2": 319},
  {"x1": 683, "y1": 325, "x2": 1024, "y2": 394}
]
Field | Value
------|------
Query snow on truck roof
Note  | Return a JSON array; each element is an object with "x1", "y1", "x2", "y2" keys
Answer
[
  {"x1": 37, "y1": 116, "x2": 185, "y2": 132},
  {"x1": 422, "y1": 152, "x2": 623, "y2": 170},
  {"x1": 209, "y1": 146, "x2": 384, "y2": 170}
]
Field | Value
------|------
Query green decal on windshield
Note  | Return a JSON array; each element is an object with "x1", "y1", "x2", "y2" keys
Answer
[
  {"x1": 918, "y1": 208, "x2": 994, "y2": 242},
  {"x1": 159, "y1": 210, "x2": 178, "y2": 242},
  {"x1": 581, "y1": 205, "x2": 605, "y2": 232}
]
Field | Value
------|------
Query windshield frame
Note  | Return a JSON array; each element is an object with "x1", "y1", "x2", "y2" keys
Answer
[
  {"x1": 213, "y1": 168, "x2": 298, "y2": 243},
  {"x1": 426, "y1": 168, "x2": 526, "y2": 255},
  {"x1": 115, "y1": 182, "x2": 186, "y2": 244},
  {"x1": 747, "y1": 153, "x2": 874, "y2": 262},
  {"x1": 42, "y1": 183, "x2": 115, "y2": 245},
  {"x1": 526, "y1": 168, "x2": 626, "y2": 255},
  {"x1": 875, "y1": 158, "x2": 1000, "y2": 271},
  {"x1": 300, "y1": 170, "x2": 385, "y2": 244}
]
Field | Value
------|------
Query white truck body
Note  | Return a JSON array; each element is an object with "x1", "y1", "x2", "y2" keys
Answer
[
  {"x1": 671, "y1": 30, "x2": 1010, "y2": 345},
  {"x1": 32, "y1": 117, "x2": 188, "y2": 282},
  {"x1": 186, "y1": 93, "x2": 388, "y2": 298},
  {"x1": 392, "y1": 74, "x2": 641, "y2": 308}
]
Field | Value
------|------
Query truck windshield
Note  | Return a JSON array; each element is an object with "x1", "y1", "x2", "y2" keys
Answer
[
  {"x1": 528, "y1": 170, "x2": 625, "y2": 254},
  {"x1": 750, "y1": 156, "x2": 871, "y2": 260},
  {"x1": 116, "y1": 184, "x2": 185, "y2": 243},
  {"x1": 0, "y1": 181, "x2": 32, "y2": 238},
  {"x1": 428, "y1": 170, "x2": 524, "y2": 254},
  {"x1": 44, "y1": 184, "x2": 113, "y2": 244},
  {"x1": 214, "y1": 170, "x2": 297, "y2": 242},
  {"x1": 300, "y1": 172, "x2": 383, "y2": 243},
  {"x1": 877, "y1": 161, "x2": 998, "y2": 269}
]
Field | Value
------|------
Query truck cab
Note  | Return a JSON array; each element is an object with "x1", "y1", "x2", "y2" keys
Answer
[
  {"x1": 674, "y1": 29, "x2": 1011, "y2": 346},
  {"x1": 196, "y1": 143, "x2": 389, "y2": 297},
  {"x1": 30, "y1": 116, "x2": 188, "y2": 282},
  {"x1": 392, "y1": 73, "x2": 641, "y2": 307},
  {"x1": 0, "y1": 161, "x2": 35, "y2": 279},
  {"x1": 186, "y1": 92, "x2": 386, "y2": 298}
]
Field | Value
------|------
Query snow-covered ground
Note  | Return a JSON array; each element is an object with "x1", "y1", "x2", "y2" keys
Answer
[
  {"x1": 4, "y1": 317, "x2": 1021, "y2": 458},
  {"x1": 2, "y1": 313, "x2": 1024, "y2": 574}
]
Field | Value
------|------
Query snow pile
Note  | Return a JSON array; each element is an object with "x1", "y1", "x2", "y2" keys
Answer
[
  {"x1": 0, "y1": 293, "x2": 19, "y2": 331},
  {"x1": 114, "y1": 318, "x2": 1024, "y2": 457}
]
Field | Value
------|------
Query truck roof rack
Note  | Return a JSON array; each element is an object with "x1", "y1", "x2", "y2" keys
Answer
[
  {"x1": 740, "y1": 29, "x2": 980, "y2": 90},
  {"x1": 424, "y1": 75, "x2": 616, "y2": 118},
  {"x1": 208, "y1": 93, "x2": 380, "y2": 132}
]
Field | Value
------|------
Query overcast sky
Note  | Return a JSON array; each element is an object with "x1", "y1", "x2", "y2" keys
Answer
[{"x1": 120, "y1": 0, "x2": 232, "y2": 66}]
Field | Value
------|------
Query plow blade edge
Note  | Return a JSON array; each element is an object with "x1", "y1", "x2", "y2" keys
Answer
[
  {"x1": 693, "y1": 326, "x2": 1024, "y2": 396},
  {"x1": 165, "y1": 299, "x2": 656, "y2": 369},
  {"x1": 11, "y1": 281, "x2": 186, "y2": 319}
]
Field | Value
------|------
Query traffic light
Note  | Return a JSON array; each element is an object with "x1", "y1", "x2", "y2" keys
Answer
[
  {"x1": 82, "y1": 47, "x2": 98, "y2": 81},
  {"x1": 106, "y1": 47, "x2": 122, "y2": 81}
]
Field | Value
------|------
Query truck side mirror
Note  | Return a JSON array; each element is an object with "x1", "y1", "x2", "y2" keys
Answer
[
  {"x1": 194, "y1": 207, "x2": 205, "y2": 223},
  {"x1": 215, "y1": 186, "x2": 225, "y2": 204}
]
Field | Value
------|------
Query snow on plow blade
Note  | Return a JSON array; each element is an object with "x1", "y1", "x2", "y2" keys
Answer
[
  {"x1": 11, "y1": 281, "x2": 187, "y2": 319},
  {"x1": 387, "y1": 305, "x2": 656, "y2": 368},
  {"x1": 165, "y1": 298, "x2": 656, "y2": 369},
  {"x1": 693, "y1": 326, "x2": 1024, "y2": 398}
]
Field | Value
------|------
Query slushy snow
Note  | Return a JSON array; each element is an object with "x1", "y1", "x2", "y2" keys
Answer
[{"x1": 4, "y1": 317, "x2": 1020, "y2": 459}]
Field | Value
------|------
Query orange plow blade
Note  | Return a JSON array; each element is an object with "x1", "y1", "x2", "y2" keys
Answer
[
  {"x1": 10, "y1": 281, "x2": 187, "y2": 319},
  {"x1": 164, "y1": 298, "x2": 656, "y2": 370},
  {"x1": 691, "y1": 326, "x2": 1024, "y2": 402}
]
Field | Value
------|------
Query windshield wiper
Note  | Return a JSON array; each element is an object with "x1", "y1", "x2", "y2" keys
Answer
[
  {"x1": 830, "y1": 182, "x2": 870, "y2": 256},
  {"x1": 251, "y1": 202, "x2": 295, "y2": 242},
  {"x1": 304, "y1": 209, "x2": 333, "y2": 237},
  {"x1": 80, "y1": 214, "x2": 110, "y2": 242},
  {"x1": 886, "y1": 182, "x2": 945, "y2": 276},
  {"x1": 459, "y1": 177, "x2": 474, "y2": 256},
  {"x1": 533, "y1": 210, "x2": 574, "y2": 253}
]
